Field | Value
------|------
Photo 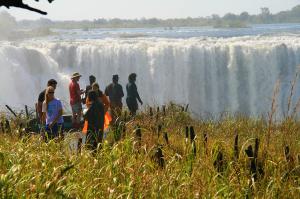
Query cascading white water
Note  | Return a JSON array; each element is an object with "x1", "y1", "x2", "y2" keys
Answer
[{"x1": 1, "y1": 36, "x2": 300, "y2": 118}]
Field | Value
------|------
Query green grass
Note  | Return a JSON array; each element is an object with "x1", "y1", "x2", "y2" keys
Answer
[{"x1": 1, "y1": 105, "x2": 300, "y2": 198}]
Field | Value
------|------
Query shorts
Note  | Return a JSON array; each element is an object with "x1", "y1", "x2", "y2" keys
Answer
[{"x1": 71, "y1": 103, "x2": 82, "y2": 123}]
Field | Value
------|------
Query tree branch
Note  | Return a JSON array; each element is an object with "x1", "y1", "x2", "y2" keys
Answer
[{"x1": 0, "y1": 0, "x2": 54, "y2": 15}]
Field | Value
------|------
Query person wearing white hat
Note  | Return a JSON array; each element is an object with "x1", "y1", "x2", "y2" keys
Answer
[{"x1": 69, "y1": 72, "x2": 84, "y2": 129}]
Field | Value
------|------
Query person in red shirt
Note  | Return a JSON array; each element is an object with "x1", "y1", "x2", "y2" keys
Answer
[{"x1": 69, "y1": 72, "x2": 84, "y2": 129}]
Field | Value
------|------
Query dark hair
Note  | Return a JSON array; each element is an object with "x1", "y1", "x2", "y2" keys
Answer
[
  {"x1": 128, "y1": 73, "x2": 137, "y2": 82},
  {"x1": 47, "y1": 79, "x2": 57, "y2": 86},
  {"x1": 88, "y1": 90, "x2": 98, "y2": 102},
  {"x1": 89, "y1": 75, "x2": 96, "y2": 81},
  {"x1": 89, "y1": 75, "x2": 96, "y2": 84},
  {"x1": 113, "y1": 75, "x2": 119, "y2": 81}
]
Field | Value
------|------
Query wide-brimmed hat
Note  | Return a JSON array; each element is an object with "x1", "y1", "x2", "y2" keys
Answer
[{"x1": 71, "y1": 72, "x2": 82, "y2": 79}]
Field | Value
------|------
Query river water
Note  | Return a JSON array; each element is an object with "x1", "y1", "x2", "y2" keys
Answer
[{"x1": 1, "y1": 24, "x2": 300, "y2": 118}]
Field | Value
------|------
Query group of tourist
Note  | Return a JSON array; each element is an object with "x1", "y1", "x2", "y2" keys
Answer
[{"x1": 37, "y1": 72, "x2": 143, "y2": 148}]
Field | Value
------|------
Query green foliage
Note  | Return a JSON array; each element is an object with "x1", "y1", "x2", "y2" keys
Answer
[{"x1": 0, "y1": 105, "x2": 300, "y2": 198}]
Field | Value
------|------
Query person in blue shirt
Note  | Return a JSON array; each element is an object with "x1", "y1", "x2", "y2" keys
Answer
[
  {"x1": 42, "y1": 86, "x2": 64, "y2": 140},
  {"x1": 126, "y1": 73, "x2": 143, "y2": 116}
]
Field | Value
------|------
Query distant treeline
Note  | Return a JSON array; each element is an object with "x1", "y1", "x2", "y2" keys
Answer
[
  {"x1": 14, "y1": 5, "x2": 300, "y2": 29},
  {"x1": 1, "y1": 4, "x2": 300, "y2": 37}
]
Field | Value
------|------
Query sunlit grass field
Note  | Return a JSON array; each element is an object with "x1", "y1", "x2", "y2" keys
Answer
[{"x1": 1, "y1": 103, "x2": 300, "y2": 198}]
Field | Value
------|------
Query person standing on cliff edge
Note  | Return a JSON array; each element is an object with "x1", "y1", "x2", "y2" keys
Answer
[
  {"x1": 69, "y1": 72, "x2": 84, "y2": 129},
  {"x1": 105, "y1": 74, "x2": 124, "y2": 123},
  {"x1": 126, "y1": 73, "x2": 143, "y2": 116}
]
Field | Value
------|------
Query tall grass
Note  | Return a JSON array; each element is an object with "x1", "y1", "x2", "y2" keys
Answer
[{"x1": 1, "y1": 103, "x2": 300, "y2": 198}]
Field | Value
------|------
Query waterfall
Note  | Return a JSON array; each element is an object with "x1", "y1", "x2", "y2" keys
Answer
[{"x1": 1, "y1": 36, "x2": 300, "y2": 118}]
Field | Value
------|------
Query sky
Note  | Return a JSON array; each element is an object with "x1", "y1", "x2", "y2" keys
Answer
[{"x1": 1, "y1": 0, "x2": 300, "y2": 21}]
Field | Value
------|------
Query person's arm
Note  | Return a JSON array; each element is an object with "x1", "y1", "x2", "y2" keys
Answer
[
  {"x1": 76, "y1": 85, "x2": 82, "y2": 96},
  {"x1": 101, "y1": 95, "x2": 110, "y2": 112},
  {"x1": 37, "y1": 92, "x2": 44, "y2": 122},
  {"x1": 105, "y1": 95, "x2": 111, "y2": 107},
  {"x1": 104, "y1": 86, "x2": 109, "y2": 96},
  {"x1": 73, "y1": 83, "x2": 84, "y2": 97},
  {"x1": 37, "y1": 101, "x2": 43, "y2": 122},
  {"x1": 120, "y1": 85, "x2": 124, "y2": 98},
  {"x1": 134, "y1": 84, "x2": 143, "y2": 105},
  {"x1": 41, "y1": 107, "x2": 46, "y2": 124},
  {"x1": 41, "y1": 102, "x2": 47, "y2": 124}
]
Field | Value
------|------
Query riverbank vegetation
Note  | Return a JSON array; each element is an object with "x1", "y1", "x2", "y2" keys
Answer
[{"x1": 1, "y1": 102, "x2": 300, "y2": 198}]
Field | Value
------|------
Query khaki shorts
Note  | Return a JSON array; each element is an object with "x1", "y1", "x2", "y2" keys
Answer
[{"x1": 71, "y1": 103, "x2": 82, "y2": 123}]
